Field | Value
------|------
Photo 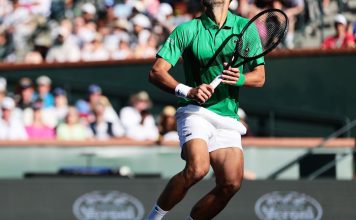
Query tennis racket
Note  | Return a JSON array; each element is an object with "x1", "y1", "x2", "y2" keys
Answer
[{"x1": 210, "y1": 8, "x2": 288, "y2": 89}]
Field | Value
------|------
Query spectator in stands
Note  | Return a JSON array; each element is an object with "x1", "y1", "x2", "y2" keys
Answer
[
  {"x1": 0, "y1": 77, "x2": 6, "y2": 106},
  {"x1": 23, "y1": 50, "x2": 44, "y2": 64},
  {"x1": 99, "y1": 95, "x2": 121, "y2": 124},
  {"x1": 97, "y1": 0, "x2": 116, "y2": 27},
  {"x1": 143, "y1": 0, "x2": 160, "y2": 15},
  {"x1": 134, "y1": 33, "x2": 159, "y2": 59},
  {"x1": 0, "y1": 0, "x2": 12, "y2": 22},
  {"x1": 22, "y1": 0, "x2": 52, "y2": 17},
  {"x1": 0, "y1": 77, "x2": 25, "y2": 121},
  {"x1": 56, "y1": 107, "x2": 91, "y2": 140},
  {"x1": 0, "y1": 1, "x2": 212, "y2": 63},
  {"x1": 100, "y1": 26, "x2": 117, "y2": 53},
  {"x1": 53, "y1": 87, "x2": 69, "y2": 124},
  {"x1": 0, "y1": 97, "x2": 27, "y2": 140},
  {"x1": 0, "y1": 30, "x2": 15, "y2": 62},
  {"x1": 22, "y1": 29, "x2": 50, "y2": 64},
  {"x1": 25, "y1": 102, "x2": 55, "y2": 140},
  {"x1": 281, "y1": 0, "x2": 304, "y2": 48},
  {"x1": 89, "y1": 99, "x2": 125, "y2": 140},
  {"x1": 155, "y1": 2, "x2": 175, "y2": 32},
  {"x1": 113, "y1": 1, "x2": 133, "y2": 20},
  {"x1": 111, "y1": 37, "x2": 133, "y2": 60},
  {"x1": 34, "y1": 75, "x2": 54, "y2": 108},
  {"x1": 130, "y1": 13, "x2": 152, "y2": 49},
  {"x1": 46, "y1": 26, "x2": 81, "y2": 63},
  {"x1": 75, "y1": 18, "x2": 98, "y2": 46},
  {"x1": 158, "y1": 105, "x2": 179, "y2": 145},
  {"x1": 106, "y1": 19, "x2": 131, "y2": 51},
  {"x1": 172, "y1": 1, "x2": 198, "y2": 24},
  {"x1": 81, "y1": 33, "x2": 110, "y2": 61},
  {"x1": 75, "y1": 99, "x2": 93, "y2": 125},
  {"x1": 87, "y1": 84, "x2": 103, "y2": 113},
  {"x1": 322, "y1": 14, "x2": 355, "y2": 49},
  {"x1": 81, "y1": 2, "x2": 97, "y2": 23},
  {"x1": 234, "y1": 0, "x2": 250, "y2": 17},
  {"x1": 22, "y1": 98, "x2": 56, "y2": 128},
  {"x1": 348, "y1": 21, "x2": 355, "y2": 38},
  {"x1": 2, "y1": 0, "x2": 34, "y2": 62},
  {"x1": 110, "y1": 20, "x2": 133, "y2": 60},
  {"x1": 120, "y1": 91, "x2": 159, "y2": 141},
  {"x1": 255, "y1": 0, "x2": 304, "y2": 49},
  {"x1": 16, "y1": 77, "x2": 35, "y2": 110},
  {"x1": 86, "y1": 84, "x2": 120, "y2": 124}
]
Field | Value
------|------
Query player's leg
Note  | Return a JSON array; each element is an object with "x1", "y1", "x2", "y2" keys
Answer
[
  {"x1": 157, "y1": 139, "x2": 210, "y2": 209},
  {"x1": 146, "y1": 139, "x2": 210, "y2": 220},
  {"x1": 189, "y1": 147, "x2": 244, "y2": 220}
]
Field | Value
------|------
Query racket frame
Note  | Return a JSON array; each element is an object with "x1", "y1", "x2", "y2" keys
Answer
[{"x1": 210, "y1": 8, "x2": 288, "y2": 89}]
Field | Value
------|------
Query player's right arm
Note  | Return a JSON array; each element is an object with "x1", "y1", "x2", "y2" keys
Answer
[
  {"x1": 149, "y1": 58, "x2": 214, "y2": 104},
  {"x1": 148, "y1": 21, "x2": 213, "y2": 104},
  {"x1": 149, "y1": 58, "x2": 178, "y2": 95}
]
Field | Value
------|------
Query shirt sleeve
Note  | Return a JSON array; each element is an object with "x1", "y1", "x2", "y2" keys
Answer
[
  {"x1": 247, "y1": 55, "x2": 265, "y2": 69},
  {"x1": 157, "y1": 23, "x2": 193, "y2": 66}
]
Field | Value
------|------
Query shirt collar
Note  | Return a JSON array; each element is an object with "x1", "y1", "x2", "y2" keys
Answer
[{"x1": 201, "y1": 10, "x2": 234, "y2": 30}]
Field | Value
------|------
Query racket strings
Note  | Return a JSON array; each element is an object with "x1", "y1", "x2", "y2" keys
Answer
[{"x1": 238, "y1": 11, "x2": 288, "y2": 59}]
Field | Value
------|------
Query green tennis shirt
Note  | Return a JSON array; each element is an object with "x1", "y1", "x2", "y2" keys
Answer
[{"x1": 157, "y1": 11, "x2": 264, "y2": 119}]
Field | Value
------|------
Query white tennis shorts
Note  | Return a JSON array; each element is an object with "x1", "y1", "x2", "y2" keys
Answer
[{"x1": 176, "y1": 104, "x2": 247, "y2": 153}]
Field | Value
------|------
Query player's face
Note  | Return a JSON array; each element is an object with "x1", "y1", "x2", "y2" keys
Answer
[{"x1": 202, "y1": 0, "x2": 229, "y2": 7}]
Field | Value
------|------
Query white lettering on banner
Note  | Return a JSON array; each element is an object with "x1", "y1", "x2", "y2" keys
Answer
[
  {"x1": 255, "y1": 191, "x2": 323, "y2": 220},
  {"x1": 73, "y1": 191, "x2": 145, "y2": 220}
]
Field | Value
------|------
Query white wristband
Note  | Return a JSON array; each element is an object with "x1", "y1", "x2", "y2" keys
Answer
[{"x1": 175, "y1": 83, "x2": 192, "y2": 98}]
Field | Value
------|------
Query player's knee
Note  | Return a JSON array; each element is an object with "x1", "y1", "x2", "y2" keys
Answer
[
  {"x1": 184, "y1": 165, "x2": 209, "y2": 184},
  {"x1": 219, "y1": 180, "x2": 242, "y2": 196}
]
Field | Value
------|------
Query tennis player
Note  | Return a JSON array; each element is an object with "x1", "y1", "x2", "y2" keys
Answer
[{"x1": 146, "y1": 0, "x2": 265, "y2": 219}]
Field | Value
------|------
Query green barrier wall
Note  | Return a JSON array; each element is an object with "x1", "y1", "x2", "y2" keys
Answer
[{"x1": 1, "y1": 49, "x2": 355, "y2": 136}]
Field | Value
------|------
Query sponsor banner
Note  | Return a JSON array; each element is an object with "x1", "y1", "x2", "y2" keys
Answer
[
  {"x1": 73, "y1": 191, "x2": 145, "y2": 220},
  {"x1": 255, "y1": 191, "x2": 323, "y2": 220},
  {"x1": 0, "y1": 179, "x2": 355, "y2": 220}
]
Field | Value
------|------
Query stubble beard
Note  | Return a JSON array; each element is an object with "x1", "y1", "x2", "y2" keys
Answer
[{"x1": 202, "y1": 0, "x2": 226, "y2": 8}]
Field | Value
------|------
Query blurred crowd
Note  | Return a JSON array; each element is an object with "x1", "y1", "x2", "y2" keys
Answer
[
  {"x1": 0, "y1": 0, "x2": 202, "y2": 63},
  {"x1": 0, "y1": 75, "x2": 251, "y2": 143},
  {"x1": 0, "y1": 75, "x2": 181, "y2": 143},
  {"x1": 0, "y1": 0, "x2": 355, "y2": 64},
  {"x1": 237, "y1": 0, "x2": 356, "y2": 49}
]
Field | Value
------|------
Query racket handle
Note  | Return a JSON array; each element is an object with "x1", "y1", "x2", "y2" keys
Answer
[{"x1": 210, "y1": 74, "x2": 222, "y2": 89}]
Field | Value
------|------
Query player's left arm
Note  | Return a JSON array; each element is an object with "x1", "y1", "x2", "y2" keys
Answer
[
  {"x1": 221, "y1": 63, "x2": 265, "y2": 88},
  {"x1": 222, "y1": 23, "x2": 265, "y2": 88},
  {"x1": 242, "y1": 64, "x2": 265, "y2": 87}
]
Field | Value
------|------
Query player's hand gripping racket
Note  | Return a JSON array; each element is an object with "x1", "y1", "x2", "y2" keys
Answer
[{"x1": 210, "y1": 9, "x2": 288, "y2": 89}]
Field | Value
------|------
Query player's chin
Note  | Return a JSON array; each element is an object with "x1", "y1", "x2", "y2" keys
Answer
[{"x1": 202, "y1": 0, "x2": 226, "y2": 7}]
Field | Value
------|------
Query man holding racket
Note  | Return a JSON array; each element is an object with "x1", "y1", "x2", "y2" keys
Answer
[{"x1": 146, "y1": 0, "x2": 265, "y2": 219}]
